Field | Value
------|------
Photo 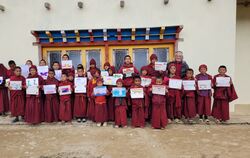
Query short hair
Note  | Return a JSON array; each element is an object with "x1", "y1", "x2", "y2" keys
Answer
[
  {"x1": 156, "y1": 76, "x2": 163, "y2": 80},
  {"x1": 219, "y1": 65, "x2": 227, "y2": 70},
  {"x1": 48, "y1": 68, "x2": 55, "y2": 73},
  {"x1": 14, "y1": 66, "x2": 21, "y2": 71},
  {"x1": 77, "y1": 64, "x2": 84, "y2": 70},
  {"x1": 124, "y1": 55, "x2": 131, "y2": 60},
  {"x1": 62, "y1": 54, "x2": 70, "y2": 59},
  {"x1": 133, "y1": 75, "x2": 141, "y2": 81},
  {"x1": 8, "y1": 60, "x2": 16, "y2": 66},
  {"x1": 61, "y1": 73, "x2": 68, "y2": 77},
  {"x1": 186, "y1": 68, "x2": 194, "y2": 73},
  {"x1": 175, "y1": 51, "x2": 183, "y2": 55}
]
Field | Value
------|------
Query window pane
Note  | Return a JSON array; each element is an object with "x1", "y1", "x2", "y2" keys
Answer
[
  {"x1": 86, "y1": 49, "x2": 101, "y2": 70},
  {"x1": 133, "y1": 48, "x2": 149, "y2": 71},
  {"x1": 113, "y1": 49, "x2": 128, "y2": 71},
  {"x1": 66, "y1": 50, "x2": 82, "y2": 69},
  {"x1": 153, "y1": 48, "x2": 169, "y2": 62},
  {"x1": 48, "y1": 51, "x2": 62, "y2": 67}
]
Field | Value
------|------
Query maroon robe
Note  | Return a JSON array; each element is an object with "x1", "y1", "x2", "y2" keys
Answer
[
  {"x1": 7, "y1": 69, "x2": 15, "y2": 78},
  {"x1": 195, "y1": 73, "x2": 212, "y2": 116},
  {"x1": 10, "y1": 75, "x2": 25, "y2": 117},
  {"x1": 87, "y1": 78, "x2": 97, "y2": 121},
  {"x1": 59, "y1": 81, "x2": 73, "y2": 121},
  {"x1": 118, "y1": 63, "x2": 139, "y2": 88},
  {"x1": 25, "y1": 74, "x2": 44, "y2": 124},
  {"x1": 0, "y1": 64, "x2": 9, "y2": 113},
  {"x1": 107, "y1": 85, "x2": 115, "y2": 121},
  {"x1": 94, "y1": 94, "x2": 108, "y2": 123},
  {"x1": 147, "y1": 63, "x2": 166, "y2": 78},
  {"x1": 44, "y1": 77, "x2": 59, "y2": 122},
  {"x1": 212, "y1": 74, "x2": 238, "y2": 121},
  {"x1": 114, "y1": 97, "x2": 127, "y2": 127},
  {"x1": 74, "y1": 75, "x2": 87, "y2": 118},
  {"x1": 141, "y1": 75, "x2": 152, "y2": 119}
]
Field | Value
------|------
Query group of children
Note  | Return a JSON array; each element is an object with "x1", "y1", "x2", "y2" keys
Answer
[{"x1": 0, "y1": 54, "x2": 238, "y2": 129}]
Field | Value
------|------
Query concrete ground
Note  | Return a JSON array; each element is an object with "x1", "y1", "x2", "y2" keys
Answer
[{"x1": 0, "y1": 113, "x2": 249, "y2": 158}]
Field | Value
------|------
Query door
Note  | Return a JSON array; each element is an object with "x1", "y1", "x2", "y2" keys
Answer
[
  {"x1": 133, "y1": 48, "x2": 149, "y2": 71},
  {"x1": 86, "y1": 49, "x2": 101, "y2": 70},
  {"x1": 113, "y1": 49, "x2": 128, "y2": 71}
]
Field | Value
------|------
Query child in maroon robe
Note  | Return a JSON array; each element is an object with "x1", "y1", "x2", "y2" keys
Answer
[
  {"x1": 52, "y1": 61, "x2": 61, "y2": 70},
  {"x1": 195, "y1": 64, "x2": 213, "y2": 123},
  {"x1": 103, "y1": 62, "x2": 111, "y2": 71},
  {"x1": 9, "y1": 66, "x2": 25, "y2": 122},
  {"x1": 212, "y1": 65, "x2": 238, "y2": 123},
  {"x1": 0, "y1": 64, "x2": 9, "y2": 115},
  {"x1": 58, "y1": 73, "x2": 73, "y2": 123},
  {"x1": 149, "y1": 77, "x2": 168, "y2": 129},
  {"x1": 93, "y1": 78, "x2": 109, "y2": 127},
  {"x1": 74, "y1": 66, "x2": 87, "y2": 123},
  {"x1": 106, "y1": 66, "x2": 116, "y2": 121},
  {"x1": 146, "y1": 54, "x2": 166, "y2": 79},
  {"x1": 182, "y1": 69, "x2": 197, "y2": 123},
  {"x1": 166, "y1": 64, "x2": 182, "y2": 123},
  {"x1": 25, "y1": 65, "x2": 44, "y2": 124},
  {"x1": 68, "y1": 72, "x2": 75, "y2": 115},
  {"x1": 130, "y1": 75, "x2": 148, "y2": 128},
  {"x1": 88, "y1": 59, "x2": 100, "y2": 79},
  {"x1": 61, "y1": 54, "x2": 75, "y2": 76},
  {"x1": 7, "y1": 60, "x2": 16, "y2": 78},
  {"x1": 44, "y1": 69, "x2": 59, "y2": 123}
]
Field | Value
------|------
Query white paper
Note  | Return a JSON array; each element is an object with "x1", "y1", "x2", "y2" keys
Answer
[
  {"x1": 216, "y1": 77, "x2": 230, "y2": 87},
  {"x1": 122, "y1": 68, "x2": 134, "y2": 77},
  {"x1": 44, "y1": 85, "x2": 57, "y2": 94},
  {"x1": 20, "y1": 65, "x2": 29, "y2": 78},
  {"x1": 61, "y1": 60, "x2": 73, "y2": 69},
  {"x1": 93, "y1": 86, "x2": 107, "y2": 96},
  {"x1": 113, "y1": 73, "x2": 123, "y2": 79},
  {"x1": 0, "y1": 76, "x2": 3, "y2": 85},
  {"x1": 26, "y1": 78, "x2": 39, "y2": 95},
  {"x1": 55, "y1": 70, "x2": 62, "y2": 81},
  {"x1": 141, "y1": 77, "x2": 152, "y2": 87},
  {"x1": 152, "y1": 85, "x2": 166, "y2": 95},
  {"x1": 103, "y1": 76, "x2": 117, "y2": 86},
  {"x1": 87, "y1": 72, "x2": 93, "y2": 80},
  {"x1": 155, "y1": 62, "x2": 167, "y2": 71},
  {"x1": 169, "y1": 79, "x2": 182, "y2": 90},
  {"x1": 38, "y1": 66, "x2": 49, "y2": 80},
  {"x1": 10, "y1": 81, "x2": 22, "y2": 90},
  {"x1": 130, "y1": 88, "x2": 144, "y2": 99},
  {"x1": 74, "y1": 77, "x2": 87, "y2": 93},
  {"x1": 5, "y1": 78, "x2": 10, "y2": 87},
  {"x1": 59, "y1": 85, "x2": 71, "y2": 95},
  {"x1": 198, "y1": 80, "x2": 211, "y2": 90},
  {"x1": 101, "y1": 71, "x2": 109, "y2": 77},
  {"x1": 182, "y1": 80, "x2": 196, "y2": 91}
]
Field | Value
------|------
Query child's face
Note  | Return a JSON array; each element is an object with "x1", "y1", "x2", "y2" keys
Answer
[
  {"x1": 134, "y1": 78, "x2": 141, "y2": 86},
  {"x1": 116, "y1": 81, "x2": 123, "y2": 87},
  {"x1": 62, "y1": 56, "x2": 69, "y2": 61},
  {"x1": 26, "y1": 61, "x2": 32, "y2": 66},
  {"x1": 124, "y1": 57, "x2": 131, "y2": 65},
  {"x1": 30, "y1": 68, "x2": 36, "y2": 76},
  {"x1": 61, "y1": 75, "x2": 67, "y2": 81},
  {"x1": 14, "y1": 68, "x2": 21, "y2": 76},
  {"x1": 52, "y1": 63, "x2": 60, "y2": 70},
  {"x1": 104, "y1": 65, "x2": 109, "y2": 70},
  {"x1": 142, "y1": 70, "x2": 147, "y2": 76},
  {"x1": 151, "y1": 59, "x2": 157, "y2": 64},
  {"x1": 156, "y1": 78, "x2": 163, "y2": 85},
  {"x1": 169, "y1": 66, "x2": 176, "y2": 75},
  {"x1": 186, "y1": 71, "x2": 193, "y2": 78},
  {"x1": 108, "y1": 69, "x2": 113, "y2": 76},
  {"x1": 68, "y1": 76, "x2": 74, "y2": 81},
  {"x1": 77, "y1": 69, "x2": 84, "y2": 76},
  {"x1": 219, "y1": 68, "x2": 227, "y2": 75},
  {"x1": 94, "y1": 71, "x2": 100, "y2": 78},
  {"x1": 39, "y1": 60, "x2": 46, "y2": 66},
  {"x1": 90, "y1": 64, "x2": 95, "y2": 68},
  {"x1": 200, "y1": 67, "x2": 207, "y2": 74},
  {"x1": 97, "y1": 81, "x2": 103, "y2": 86},
  {"x1": 48, "y1": 71, "x2": 55, "y2": 78},
  {"x1": 9, "y1": 64, "x2": 16, "y2": 70}
]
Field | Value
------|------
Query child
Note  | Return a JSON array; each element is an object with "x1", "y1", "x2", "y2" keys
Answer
[
  {"x1": 130, "y1": 75, "x2": 148, "y2": 128},
  {"x1": 58, "y1": 73, "x2": 73, "y2": 123},
  {"x1": 44, "y1": 69, "x2": 59, "y2": 123},
  {"x1": 25, "y1": 65, "x2": 44, "y2": 124},
  {"x1": 113, "y1": 79, "x2": 128, "y2": 128},
  {"x1": 166, "y1": 64, "x2": 182, "y2": 123},
  {"x1": 146, "y1": 54, "x2": 166, "y2": 78},
  {"x1": 182, "y1": 69, "x2": 197, "y2": 123},
  {"x1": 9, "y1": 67, "x2": 25, "y2": 122},
  {"x1": 39, "y1": 59, "x2": 47, "y2": 66},
  {"x1": 103, "y1": 62, "x2": 111, "y2": 71},
  {"x1": 74, "y1": 66, "x2": 87, "y2": 123},
  {"x1": 0, "y1": 64, "x2": 9, "y2": 116},
  {"x1": 212, "y1": 65, "x2": 238, "y2": 123},
  {"x1": 52, "y1": 61, "x2": 61, "y2": 70},
  {"x1": 61, "y1": 54, "x2": 75, "y2": 76},
  {"x1": 106, "y1": 66, "x2": 116, "y2": 121},
  {"x1": 149, "y1": 77, "x2": 168, "y2": 129},
  {"x1": 25, "y1": 60, "x2": 33, "y2": 67},
  {"x1": 88, "y1": 58, "x2": 100, "y2": 79},
  {"x1": 93, "y1": 78, "x2": 109, "y2": 127},
  {"x1": 195, "y1": 64, "x2": 212, "y2": 123},
  {"x1": 7, "y1": 60, "x2": 16, "y2": 78}
]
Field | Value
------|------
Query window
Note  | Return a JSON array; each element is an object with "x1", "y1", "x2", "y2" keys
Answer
[
  {"x1": 133, "y1": 48, "x2": 149, "y2": 71},
  {"x1": 86, "y1": 49, "x2": 101, "y2": 70},
  {"x1": 66, "y1": 50, "x2": 82, "y2": 69},
  {"x1": 153, "y1": 48, "x2": 169, "y2": 62},
  {"x1": 113, "y1": 49, "x2": 128, "y2": 71},
  {"x1": 47, "y1": 51, "x2": 62, "y2": 67}
]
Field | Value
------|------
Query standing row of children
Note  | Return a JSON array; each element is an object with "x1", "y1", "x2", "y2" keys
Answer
[{"x1": 0, "y1": 53, "x2": 238, "y2": 129}]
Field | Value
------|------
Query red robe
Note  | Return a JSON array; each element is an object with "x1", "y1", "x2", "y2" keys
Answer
[
  {"x1": 166, "y1": 75, "x2": 182, "y2": 119},
  {"x1": 146, "y1": 63, "x2": 166, "y2": 78},
  {"x1": 118, "y1": 63, "x2": 139, "y2": 88},
  {"x1": 10, "y1": 75, "x2": 25, "y2": 117},
  {"x1": 59, "y1": 81, "x2": 73, "y2": 121},
  {"x1": 44, "y1": 77, "x2": 59, "y2": 122},
  {"x1": 25, "y1": 74, "x2": 44, "y2": 124},
  {"x1": 182, "y1": 77, "x2": 196, "y2": 119},
  {"x1": 7, "y1": 69, "x2": 15, "y2": 78},
  {"x1": 0, "y1": 64, "x2": 9, "y2": 113},
  {"x1": 195, "y1": 73, "x2": 212, "y2": 116},
  {"x1": 212, "y1": 74, "x2": 238, "y2": 121},
  {"x1": 140, "y1": 75, "x2": 152, "y2": 119},
  {"x1": 149, "y1": 84, "x2": 168, "y2": 129},
  {"x1": 130, "y1": 85, "x2": 148, "y2": 127},
  {"x1": 107, "y1": 85, "x2": 115, "y2": 121},
  {"x1": 114, "y1": 97, "x2": 127, "y2": 127},
  {"x1": 94, "y1": 94, "x2": 108, "y2": 123},
  {"x1": 87, "y1": 78, "x2": 97, "y2": 121},
  {"x1": 74, "y1": 76, "x2": 87, "y2": 118}
]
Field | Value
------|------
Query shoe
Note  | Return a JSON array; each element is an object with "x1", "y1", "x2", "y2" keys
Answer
[
  {"x1": 97, "y1": 123, "x2": 101, "y2": 127},
  {"x1": 77, "y1": 119, "x2": 81, "y2": 123},
  {"x1": 12, "y1": 117, "x2": 19, "y2": 123},
  {"x1": 123, "y1": 125, "x2": 127, "y2": 128},
  {"x1": 82, "y1": 118, "x2": 87, "y2": 122},
  {"x1": 205, "y1": 119, "x2": 210, "y2": 124},
  {"x1": 103, "y1": 122, "x2": 107, "y2": 127},
  {"x1": 114, "y1": 125, "x2": 119, "y2": 128},
  {"x1": 168, "y1": 119, "x2": 172, "y2": 124}
]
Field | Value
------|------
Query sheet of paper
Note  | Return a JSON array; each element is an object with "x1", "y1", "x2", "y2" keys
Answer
[
  {"x1": 169, "y1": 79, "x2": 182, "y2": 90},
  {"x1": 38, "y1": 66, "x2": 49, "y2": 80},
  {"x1": 198, "y1": 80, "x2": 211, "y2": 90},
  {"x1": 112, "y1": 87, "x2": 126, "y2": 97},
  {"x1": 130, "y1": 88, "x2": 144, "y2": 99},
  {"x1": 101, "y1": 71, "x2": 109, "y2": 77},
  {"x1": 155, "y1": 62, "x2": 167, "y2": 71},
  {"x1": 55, "y1": 70, "x2": 62, "y2": 81},
  {"x1": 20, "y1": 65, "x2": 29, "y2": 78},
  {"x1": 44, "y1": 84, "x2": 57, "y2": 94},
  {"x1": 113, "y1": 73, "x2": 123, "y2": 79},
  {"x1": 59, "y1": 85, "x2": 72, "y2": 95},
  {"x1": 152, "y1": 85, "x2": 166, "y2": 95},
  {"x1": 216, "y1": 77, "x2": 230, "y2": 87},
  {"x1": 10, "y1": 81, "x2": 22, "y2": 90},
  {"x1": 5, "y1": 78, "x2": 10, "y2": 87},
  {"x1": 0, "y1": 76, "x2": 3, "y2": 85},
  {"x1": 122, "y1": 68, "x2": 134, "y2": 77},
  {"x1": 61, "y1": 60, "x2": 73, "y2": 69},
  {"x1": 182, "y1": 80, "x2": 196, "y2": 91},
  {"x1": 141, "y1": 77, "x2": 152, "y2": 87},
  {"x1": 26, "y1": 78, "x2": 39, "y2": 95},
  {"x1": 94, "y1": 86, "x2": 107, "y2": 96},
  {"x1": 103, "y1": 76, "x2": 117, "y2": 86},
  {"x1": 74, "y1": 77, "x2": 87, "y2": 93}
]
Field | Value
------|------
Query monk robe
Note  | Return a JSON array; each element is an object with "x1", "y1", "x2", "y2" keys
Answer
[
  {"x1": 130, "y1": 85, "x2": 148, "y2": 127},
  {"x1": 147, "y1": 63, "x2": 166, "y2": 78},
  {"x1": 118, "y1": 63, "x2": 139, "y2": 88},
  {"x1": 94, "y1": 94, "x2": 108, "y2": 123},
  {"x1": 10, "y1": 75, "x2": 25, "y2": 117},
  {"x1": 74, "y1": 76, "x2": 87, "y2": 119},
  {"x1": 212, "y1": 74, "x2": 238, "y2": 121},
  {"x1": 7, "y1": 69, "x2": 15, "y2": 78},
  {"x1": 182, "y1": 77, "x2": 196, "y2": 119},
  {"x1": 44, "y1": 76, "x2": 59, "y2": 122},
  {"x1": 140, "y1": 75, "x2": 152, "y2": 120},
  {"x1": 59, "y1": 80, "x2": 73, "y2": 121},
  {"x1": 0, "y1": 64, "x2": 9, "y2": 113},
  {"x1": 166, "y1": 75, "x2": 182, "y2": 119},
  {"x1": 107, "y1": 85, "x2": 115, "y2": 121},
  {"x1": 114, "y1": 97, "x2": 127, "y2": 127},
  {"x1": 149, "y1": 84, "x2": 168, "y2": 129},
  {"x1": 87, "y1": 78, "x2": 97, "y2": 121},
  {"x1": 25, "y1": 74, "x2": 44, "y2": 124},
  {"x1": 195, "y1": 73, "x2": 212, "y2": 117}
]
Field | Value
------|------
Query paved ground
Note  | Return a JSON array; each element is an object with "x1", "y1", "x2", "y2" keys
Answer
[{"x1": 0, "y1": 114, "x2": 249, "y2": 158}]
